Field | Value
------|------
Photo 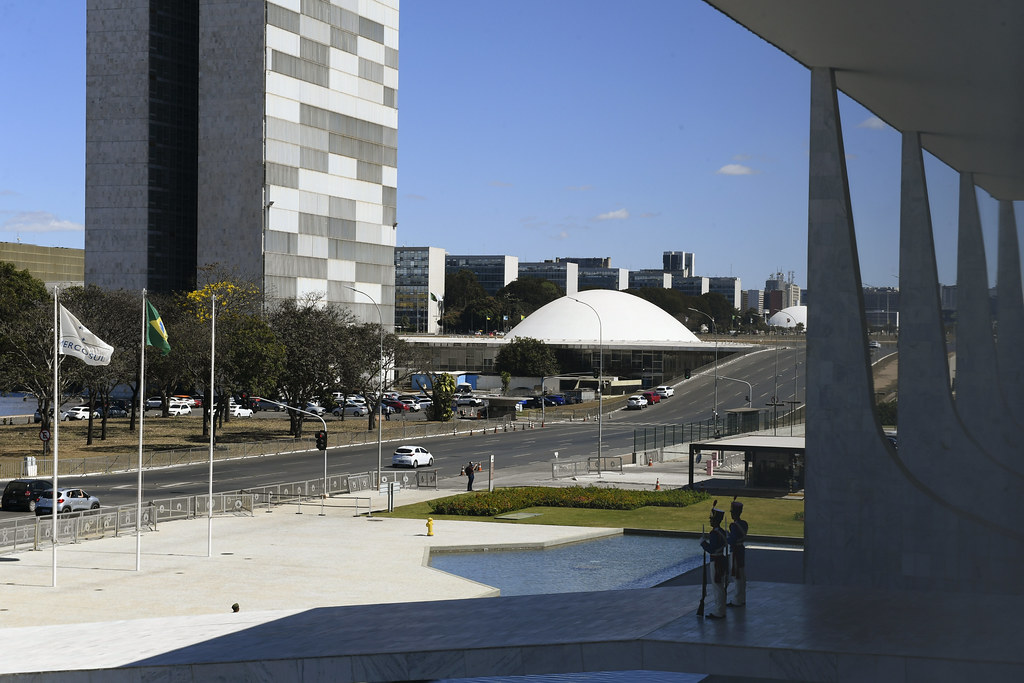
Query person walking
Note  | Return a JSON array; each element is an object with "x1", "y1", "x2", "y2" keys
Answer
[
  {"x1": 700, "y1": 501, "x2": 728, "y2": 619},
  {"x1": 464, "y1": 462, "x2": 475, "y2": 491},
  {"x1": 727, "y1": 498, "x2": 748, "y2": 607}
]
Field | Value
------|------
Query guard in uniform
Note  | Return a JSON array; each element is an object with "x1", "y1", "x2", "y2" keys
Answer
[
  {"x1": 728, "y1": 498, "x2": 748, "y2": 607},
  {"x1": 700, "y1": 504, "x2": 728, "y2": 618}
]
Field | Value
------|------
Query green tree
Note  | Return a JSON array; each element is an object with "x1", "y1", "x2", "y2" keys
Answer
[
  {"x1": 495, "y1": 337, "x2": 559, "y2": 377},
  {"x1": 500, "y1": 371, "x2": 511, "y2": 395},
  {"x1": 426, "y1": 372, "x2": 456, "y2": 422}
]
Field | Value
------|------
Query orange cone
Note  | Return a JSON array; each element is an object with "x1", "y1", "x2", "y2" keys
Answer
[{"x1": 655, "y1": 479, "x2": 661, "y2": 491}]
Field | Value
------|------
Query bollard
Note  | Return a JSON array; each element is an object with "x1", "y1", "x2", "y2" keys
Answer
[{"x1": 426, "y1": 517, "x2": 434, "y2": 536}]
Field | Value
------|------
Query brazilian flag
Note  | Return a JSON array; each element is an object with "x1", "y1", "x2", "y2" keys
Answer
[{"x1": 145, "y1": 300, "x2": 171, "y2": 355}]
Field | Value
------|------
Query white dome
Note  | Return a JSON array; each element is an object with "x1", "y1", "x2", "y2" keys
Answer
[
  {"x1": 507, "y1": 290, "x2": 701, "y2": 343},
  {"x1": 769, "y1": 305, "x2": 807, "y2": 329}
]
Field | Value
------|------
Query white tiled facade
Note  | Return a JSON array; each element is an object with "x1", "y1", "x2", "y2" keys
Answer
[{"x1": 87, "y1": 0, "x2": 397, "y2": 326}]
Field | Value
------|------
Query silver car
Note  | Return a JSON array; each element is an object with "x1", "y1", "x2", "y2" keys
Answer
[{"x1": 35, "y1": 488, "x2": 101, "y2": 516}]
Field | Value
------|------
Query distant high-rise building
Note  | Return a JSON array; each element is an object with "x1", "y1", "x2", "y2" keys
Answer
[
  {"x1": 518, "y1": 261, "x2": 578, "y2": 296},
  {"x1": 395, "y1": 247, "x2": 446, "y2": 334},
  {"x1": 578, "y1": 267, "x2": 628, "y2": 291},
  {"x1": 629, "y1": 270, "x2": 672, "y2": 289},
  {"x1": 445, "y1": 255, "x2": 518, "y2": 295},
  {"x1": 85, "y1": 0, "x2": 399, "y2": 326},
  {"x1": 708, "y1": 276, "x2": 742, "y2": 308},
  {"x1": 556, "y1": 256, "x2": 611, "y2": 269},
  {"x1": 663, "y1": 251, "x2": 695, "y2": 277},
  {"x1": 743, "y1": 289, "x2": 764, "y2": 313},
  {"x1": 765, "y1": 271, "x2": 801, "y2": 312},
  {"x1": 672, "y1": 276, "x2": 709, "y2": 297}
]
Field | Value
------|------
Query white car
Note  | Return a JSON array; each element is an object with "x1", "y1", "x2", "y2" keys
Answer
[
  {"x1": 230, "y1": 405, "x2": 253, "y2": 417},
  {"x1": 655, "y1": 385, "x2": 674, "y2": 397},
  {"x1": 67, "y1": 406, "x2": 99, "y2": 421},
  {"x1": 869, "y1": 340, "x2": 882, "y2": 349},
  {"x1": 398, "y1": 398, "x2": 421, "y2": 412},
  {"x1": 168, "y1": 403, "x2": 192, "y2": 416},
  {"x1": 392, "y1": 445, "x2": 434, "y2": 468},
  {"x1": 35, "y1": 488, "x2": 101, "y2": 516},
  {"x1": 304, "y1": 402, "x2": 326, "y2": 416},
  {"x1": 626, "y1": 395, "x2": 649, "y2": 410}
]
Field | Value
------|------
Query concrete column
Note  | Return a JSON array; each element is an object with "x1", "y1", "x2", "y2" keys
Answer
[
  {"x1": 805, "y1": 67, "x2": 896, "y2": 588},
  {"x1": 997, "y1": 200, "x2": 1024, "y2": 416},
  {"x1": 953, "y1": 174, "x2": 1024, "y2": 475}
]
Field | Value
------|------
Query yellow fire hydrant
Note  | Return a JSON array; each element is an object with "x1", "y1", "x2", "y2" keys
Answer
[{"x1": 426, "y1": 517, "x2": 434, "y2": 537}]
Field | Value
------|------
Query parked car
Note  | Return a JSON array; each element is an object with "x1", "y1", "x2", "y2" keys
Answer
[
  {"x1": 190, "y1": 395, "x2": 204, "y2": 407},
  {"x1": 35, "y1": 488, "x2": 101, "y2": 516},
  {"x1": 398, "y1": 398, "x2": 421, "y2": 412},
  {"x1": 416, "y1": 396, "x2": 433, "y2": 409},
  {"x1": 543, "y1": 394, "x2": 567, "y2": 406},
  {"x1": 304, "y1": 403, "x2": 326, "y2": 416},
  {"x1": 67, "y1": 406, "x2": 99, "y2": 421},
  {"x1": 455, "y1": 395, "x2": 483, "y2": 407},
  {"x1": 98, "y1": 405, "x2": 128, "y2": 418},
  {"x1": 1, "y1": 479, "x2": 53, "y2": 512},
  {"x1": 333, "y1": 403, "x2": 368, "y2": 417},
  {"x1": 655, "y1": 385, "x2": 675, "y2": 397},
  {"x1": 168, "y1": 403, "x2": 192, "y2": 416},
  {"x1": 392, "y1": 445, "x2": 434, "y2": 468},
  {"x1": 869, "y1": 340, "x2": 882, "y2": 349},
  {"x1": 230, "y1": 404, "x2": 253, "y2": 417},
  {"x1": 626, "y1": 395, "x2": 649, "y2": 409},
  {"x1": 383, "y1": 398, "x2": 410, "y2": 412},
  {"x1": 641, "y1": 391, "x2": 661, "y2": 405},
  {"x1": 172, "y1": 395, "x2": 196, "y2": 407},
  {"x1": 145, "y1": 397, "x2": 163, "y2": 409},
  {"x1": 34, "y1": 408, "x2": 70, "y2": 423}
]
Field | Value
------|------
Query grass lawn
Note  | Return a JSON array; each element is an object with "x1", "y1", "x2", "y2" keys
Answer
[{"x1": 378, "y1": 492, "x2": 805, "y2": 539}]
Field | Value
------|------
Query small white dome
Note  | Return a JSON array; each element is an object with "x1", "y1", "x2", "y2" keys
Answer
[
  {"x1": 507, "y1": 290, "x2": 701, "y2": 343},
  {"x1": 769, "y1": 305, "x2": 807, "y2": 329}
]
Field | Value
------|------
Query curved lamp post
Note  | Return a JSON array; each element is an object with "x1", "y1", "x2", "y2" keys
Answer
[
  {"x1": 687, "y1": 308, "x2": 719, "y2": 430},
  {"x1": 568, "y1": 297, "x2": 603, "y2": 475},
  {"x1": 343, "y1": 285, "x2": 384, "y2": 488}
]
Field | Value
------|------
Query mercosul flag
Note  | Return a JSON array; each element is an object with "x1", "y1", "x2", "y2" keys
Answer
[
  {"x1": 58, "y1": 305, "x2": 113, "y2": 366},
  {"x1": 145, "y1": 300, "x2": 171, "y2": 355}
]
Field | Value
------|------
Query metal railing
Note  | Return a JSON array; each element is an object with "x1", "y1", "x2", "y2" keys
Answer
[
  {"x1": 551, "y1": 455, "x2": 624, "y2": 479},
  {"x1": 632, "y1": 408, "x2": 806, "y2": 453}
]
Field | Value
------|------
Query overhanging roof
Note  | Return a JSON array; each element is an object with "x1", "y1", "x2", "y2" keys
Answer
[{"x1": 706, "y1": 1, "x2": 1024, "y2": 200}]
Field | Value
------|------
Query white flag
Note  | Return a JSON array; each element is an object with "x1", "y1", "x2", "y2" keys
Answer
[{"x1": 59, "y1": 305, "x2": 114, "y2": 366}]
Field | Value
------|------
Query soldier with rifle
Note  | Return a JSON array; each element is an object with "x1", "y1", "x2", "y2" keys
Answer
[{"x1": 699, "y1": 500, "x2": 728, "y2": 619}]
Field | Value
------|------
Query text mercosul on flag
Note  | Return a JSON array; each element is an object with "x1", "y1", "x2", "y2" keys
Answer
[{"x1": 58, "y1": 305, "x2": 113, "y2": 366}]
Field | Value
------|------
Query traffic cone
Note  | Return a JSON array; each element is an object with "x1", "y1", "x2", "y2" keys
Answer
[
  {"x1": 655, "y1": 479, "x2": 661, "y2": 491},
  {"x1": 648, "y1": 458, "x2": 653, "y2": 466}
]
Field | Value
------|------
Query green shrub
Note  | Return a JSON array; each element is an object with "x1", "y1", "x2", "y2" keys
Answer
[{"x1": 427, "y1": 486, "x2": 710, "y2": 517}]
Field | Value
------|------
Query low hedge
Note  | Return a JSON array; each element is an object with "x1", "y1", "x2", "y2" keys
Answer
[{"x1": 427, "y1": 486, "x2": 711, "y2": 517}]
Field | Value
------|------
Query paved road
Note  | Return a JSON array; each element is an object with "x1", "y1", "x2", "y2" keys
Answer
[{"x1": 2, "y1": 345, "x2": 806, "y2": 515}]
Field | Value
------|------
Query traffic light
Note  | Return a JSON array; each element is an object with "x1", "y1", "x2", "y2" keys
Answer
[
  {"x1": 592, "y1": 369, "x2": 600, "y2": 379},
  {"x1": 315, "y1": 430, "x2": 327, "y2": 450},
  {"x1": 240, "y1": 392, "x2": 249, "y2": 409},
  {"x1": 684, "y1": 368, "x2": 692, "y2": 379}
]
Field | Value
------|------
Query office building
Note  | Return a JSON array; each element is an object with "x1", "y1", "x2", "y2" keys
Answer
[
  {"x1": 628, "y1": 269, "x2": 672, "y2": 289},
  {"x1": 0, "y1": 242, "x2": 84, "y2": 290},
  {"x1": 85, "y1": 0, "x2": 399, "y2": 326},
  {"x1": 518, "y1": 260, "x2": 578, "y2": 296},
  {"x1": 577, "y1": 267, "x2": 628, "y2": 291},
  {"x1": 708, "y1": 276, "x2": 741, "y2": 308},
  {"x1": 555, "y1": 256, "x2": 611, "y2": 268},
  {"x1": 671, "y1": 276, "x2": 709, "y2": 297},
  {"x1": 445, "y1": 255, "x2": 518, "y2": 295},
  {"x1": 743, "y1": 288, "x2": 764, "y2": 313},
  {"x1": 395, "y1": 247, "x2": 446, "y2": 334},
  {"x1": 663, "y1": 251, "x2": 695, "y2": 276},
  {"x1": 765, "y1": 271, "x2": 801, "y2": 311}
]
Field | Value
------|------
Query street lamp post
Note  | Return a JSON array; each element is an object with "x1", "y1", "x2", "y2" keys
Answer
[
  {"x1": 687, "y1": 308, "x2": 719, "y2": 431},
  {"x1": 343, "y1": 286, "x2": 384, "y2": 488},
  {"x1": 253, "y1": 397, "x2": 328, "y2": 507},
  {"x1": 569, "y1": 297, "x2": 603, "y2": 475}
]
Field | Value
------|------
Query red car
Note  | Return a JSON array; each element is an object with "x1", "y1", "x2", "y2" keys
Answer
[
  {"x1": 642, "y1": 391, "x2": 661, "y2": 405},
  {"x1": 382, "y1": 398, "x2": 410, "y2": 412}
]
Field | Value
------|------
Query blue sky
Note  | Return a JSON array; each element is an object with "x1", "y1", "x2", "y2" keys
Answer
[{"x1": 0, "y1": 0, "x2": 1009, "y2": 292}]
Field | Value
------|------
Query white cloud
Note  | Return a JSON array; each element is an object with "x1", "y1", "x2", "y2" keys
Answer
[
  {"x1": 1, "y1": 211, "x2": 83, "y2": 233},
  {"x1": 716, "y1": 164, "x2": 756, "y2": 176},
  {"x1": 857, "y1": 116, "x2": 888, "y2": 130},
  {"x1": 0, "y1": 189, "x2": 19, "y2": 197},
  {"x1": 552, "y1": 231, "x2": 570, "y2": 240},
  {"x1": 489, "y1": 180, "x2": 514, "y2": 188},
  {"x1": 596, "y1": 208, "x2": 629, "y2": 221}
]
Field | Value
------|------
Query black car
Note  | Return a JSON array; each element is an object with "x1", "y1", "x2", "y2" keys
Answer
[{"x1": 1, "y1": 479, "x2": 54, "y2": 512}]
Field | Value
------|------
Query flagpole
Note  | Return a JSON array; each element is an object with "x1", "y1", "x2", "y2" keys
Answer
[
  {"x1": 208, "y1": 294, "x2": 215, "y2": 557},
  {"x1": 51, "y1": 287, "x2": 59, "y2": 587},
  {"x1": 137, "y1": 290, "x2": 146, "y2": 571}
]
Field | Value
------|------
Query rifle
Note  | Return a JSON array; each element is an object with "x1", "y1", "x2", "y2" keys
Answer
[{"x1": 697, "y1": 523, "x2": 707, "y2": 617}]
